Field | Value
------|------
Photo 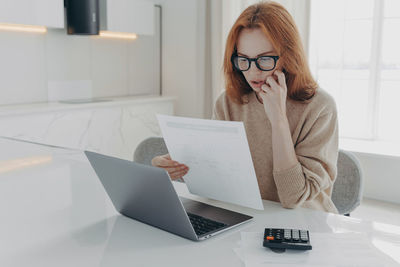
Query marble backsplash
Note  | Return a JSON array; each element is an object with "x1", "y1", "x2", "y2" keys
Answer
[{"x1": 0, "y1": 96, "x2": 175, "y2": 161}]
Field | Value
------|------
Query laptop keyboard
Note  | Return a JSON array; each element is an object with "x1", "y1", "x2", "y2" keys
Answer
[{"x1": 187, "y1": 212, "x2": 228, "y2": 236}]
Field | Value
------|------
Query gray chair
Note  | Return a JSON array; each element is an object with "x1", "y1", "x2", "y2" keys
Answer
[
  {"x1": 133, "y1": 138, "x2": 364, "y2": 216},
  {"x1": 134, "y1": 137, "x2": 168, "y2": 166},
  {"x1": 332, "y1": 150, "x2": 364, "y2": 216},
  {"x1": 134, "y1": 137, "x2": 187, "y2": 183}
]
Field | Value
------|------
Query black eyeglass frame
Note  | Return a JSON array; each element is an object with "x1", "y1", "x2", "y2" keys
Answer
[{"x1": 231, "y1": 54, "x2": 280, "y2": 72}]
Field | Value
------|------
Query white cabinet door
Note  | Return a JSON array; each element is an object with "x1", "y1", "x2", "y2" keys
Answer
[
  {"x1": 100, "y1": 0, "x2": 154, "y2": 35},
  {"x1": 0, "y1": 98, "x2": 174, "y2": 161},
  {"x1": 0, "y1": 0, "x2": 64, "y2": 28}
]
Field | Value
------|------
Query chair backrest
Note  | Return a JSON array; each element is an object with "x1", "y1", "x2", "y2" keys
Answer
[
  {"x1": 133, "y1": 137, "x2": 168, "y2": 166},
  {"x1": 332, "y1": 149, "x2": 364, "y2": 215}
]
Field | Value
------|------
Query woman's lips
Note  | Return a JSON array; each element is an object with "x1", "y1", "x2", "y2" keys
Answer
[{"x1": 250, "y1": 80, "x2": 264, "y2": 88}]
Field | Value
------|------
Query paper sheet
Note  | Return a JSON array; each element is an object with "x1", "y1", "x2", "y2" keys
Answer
[{"x1": 157, "y1": 114, "x2": 263, "y2": 210}]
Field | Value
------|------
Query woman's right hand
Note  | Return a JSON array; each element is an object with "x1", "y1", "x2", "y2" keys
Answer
[{"x1": 151, "y1": 154, "x2": 189, "y2": 180}]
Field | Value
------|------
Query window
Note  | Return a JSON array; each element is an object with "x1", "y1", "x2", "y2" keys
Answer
[{"x1": 309, "y1": 0, "x2": 400, "y2": 144}]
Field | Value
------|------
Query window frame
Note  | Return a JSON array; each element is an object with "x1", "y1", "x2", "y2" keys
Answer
[{"x1": 309, "y1": 0, "x2": 392, "y2": 142}]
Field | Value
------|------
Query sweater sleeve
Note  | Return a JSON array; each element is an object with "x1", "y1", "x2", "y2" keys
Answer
[{"x1": 272, "y1": 110, "x2": 339, "y2": 210}]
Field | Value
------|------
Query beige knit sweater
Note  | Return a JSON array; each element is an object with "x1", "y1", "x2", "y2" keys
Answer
[{"x1": 212, "y1": 88, "x2": 339, "y2": 213}]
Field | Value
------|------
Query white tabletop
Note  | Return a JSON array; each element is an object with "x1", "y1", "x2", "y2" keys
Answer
[{"x1": 1, "y1": 137, "x2": 399, "y2": 267}]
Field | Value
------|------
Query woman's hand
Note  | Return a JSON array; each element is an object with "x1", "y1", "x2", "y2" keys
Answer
[
  {"x1": 259, "y1": 70, "x2": 288, "y2": 126},
  {"x1": 151, "y1": 154, "x2": 189, "y2": 180}
]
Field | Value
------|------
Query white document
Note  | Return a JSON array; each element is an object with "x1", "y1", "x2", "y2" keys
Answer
[{"x1": 157, "y1": 114, "x2": 263, "y2": 210}]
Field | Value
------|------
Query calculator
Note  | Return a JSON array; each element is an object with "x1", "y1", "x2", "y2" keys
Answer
[{"x1": 263, "y1": 228, "x2": 312, "y2": 252}]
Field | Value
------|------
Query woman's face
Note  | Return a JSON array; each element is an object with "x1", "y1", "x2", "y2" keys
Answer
[{"x1": 236, "y1": 28, "x2": 280, "y2": 93}]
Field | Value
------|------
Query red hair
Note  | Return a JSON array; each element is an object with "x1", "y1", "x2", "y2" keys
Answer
[{"x1": 223, "y1": 1, "x2": 318, "y2": 104}]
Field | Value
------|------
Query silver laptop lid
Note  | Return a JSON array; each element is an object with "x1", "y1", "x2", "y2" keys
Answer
[{"x1": 84, "y1": 151, "x2": 198, "y2": 241}]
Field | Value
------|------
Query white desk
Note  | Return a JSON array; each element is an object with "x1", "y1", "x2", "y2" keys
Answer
[{"x1": 1, "y1": 137, "x2": 399, "y2": 267}]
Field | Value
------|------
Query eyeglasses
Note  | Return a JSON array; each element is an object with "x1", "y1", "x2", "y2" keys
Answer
[{"x1": 231, "y1": 54, "x2": 279, "y2": 72}]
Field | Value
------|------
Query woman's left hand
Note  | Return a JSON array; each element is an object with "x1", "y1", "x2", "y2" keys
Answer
[{"x1": 259, "y1": 70, "x2": 288, "y2": 126}]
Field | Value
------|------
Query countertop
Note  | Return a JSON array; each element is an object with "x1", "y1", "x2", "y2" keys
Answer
[{"x1": 0, "y1": 95, "x2": 176, "y2": 117}]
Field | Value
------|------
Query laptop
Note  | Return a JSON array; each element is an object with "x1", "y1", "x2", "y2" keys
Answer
[{"x1": 84, "y1": 150, "x2": 253, "y2": 241}]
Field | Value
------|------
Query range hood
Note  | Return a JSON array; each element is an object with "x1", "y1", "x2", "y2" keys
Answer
[{"x1": 65, "y1": 0, "x2": 99, "y2": 35}]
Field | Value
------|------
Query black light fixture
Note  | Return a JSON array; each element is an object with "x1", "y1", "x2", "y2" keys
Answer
[{"x1": 65, "y1": 0, "x2": 99, "y2": 35}]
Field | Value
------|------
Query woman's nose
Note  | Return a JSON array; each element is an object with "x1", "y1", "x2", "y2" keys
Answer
[{"x1": 248, "y1": 61, "x2": 262, "y2": 73}]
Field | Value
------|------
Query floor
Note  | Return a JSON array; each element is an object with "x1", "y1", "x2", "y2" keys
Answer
[{"x1": 351, "y1": 197, "x2": 400, "y2": 225}]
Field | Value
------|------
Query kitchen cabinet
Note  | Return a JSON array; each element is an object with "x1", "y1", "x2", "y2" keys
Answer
[
  {"x1": 0, "y1": 0, "x2": 64, "y2": 28},
  {"x1": 0, "y1": 95, "x2": 175, "y2": 161},
  {"x1": 100, "y1": 0, "x2": 154, "y2": 35}
]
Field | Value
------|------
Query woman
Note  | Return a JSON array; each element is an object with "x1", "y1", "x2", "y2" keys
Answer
[{"x1": 152, "y1": 1, "x2": 339, "y2": 213}]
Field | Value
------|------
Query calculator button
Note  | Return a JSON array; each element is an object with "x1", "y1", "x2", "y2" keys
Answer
[
  {"x1": 300, "y1": 230, "x2": 309, "y2": 242},
  {"x1": 283, "y1": 229, "x2": 291, "y2": 240},
  {"x1": 292, "y1": 230, "x2": 300, "y2": 241},
  {"x1": 266, "y1": 236, "x2": 274, "y2": 240}
]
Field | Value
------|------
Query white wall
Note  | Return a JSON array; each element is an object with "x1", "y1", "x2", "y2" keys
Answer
[
  {"x1": 0, "y1": 9, "x2": 160, "y2": 105},
  {"x1": 159, "y1": 0, "x2": 208, "y2": 118},
  {"x1": 0, "y1": 0, "x2": 209, "y2": 115},
  {"x1": 353, "y1": 152, "x2": 400, "y2": 204}
]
